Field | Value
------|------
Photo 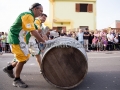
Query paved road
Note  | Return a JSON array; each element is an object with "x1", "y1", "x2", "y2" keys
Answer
[{"x1": 0, "y1": 51, "x2": 120, "y2": 90}]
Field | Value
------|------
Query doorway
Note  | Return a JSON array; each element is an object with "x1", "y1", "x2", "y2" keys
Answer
[
  {"x1": 53, "y1": 27, "x2": 66, "y2": 32},
  {"x1": 79, "y1": 26, "x2": 89, "y2": 30}
]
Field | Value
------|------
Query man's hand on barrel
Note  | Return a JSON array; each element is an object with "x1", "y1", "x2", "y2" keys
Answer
[
  {"x1": 45, "y1": 40, "x2": 54, "y2": 44},
  {"x1": 39, "y1": 39, "x2": 55, "y2": 49}
]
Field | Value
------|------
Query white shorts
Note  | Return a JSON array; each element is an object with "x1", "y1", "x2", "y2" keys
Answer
[
  {"x1": 1, "y1": 42, "x2": 6, "y2": 47},
  {"x1": 28, "y1": 36, "x2": 40, "y2": 56}
]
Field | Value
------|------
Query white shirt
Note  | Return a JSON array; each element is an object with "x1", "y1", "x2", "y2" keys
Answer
[
  {"x1": 77, "y1": 32, "x2": 84, "y2": 41},
  {"x1": 107, "y1": 34, "x2": 114, "y2": 42},
  {"x1": 114, "y1": 37, "x2": 119, "y2": 43}
]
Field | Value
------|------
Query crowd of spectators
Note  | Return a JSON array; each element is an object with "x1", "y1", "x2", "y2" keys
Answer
[
  {"x1": 0, "y1": 27, "x2": 120, "y2": 55},
  {"x1": 54, "y1": 27, "x2": 120, "y2": 52}
]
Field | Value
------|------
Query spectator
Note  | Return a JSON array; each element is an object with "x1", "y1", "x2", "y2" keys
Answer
[
  {"x1": 72, "y1": 32, "x2": 77, "y2": 39},
  {"x1": 67, "y1": 31, "x2": 72, "y2": 37},
  {"x1": 107, "y1": 31, "x2": 114, "y2": 51},
  {"x1": 91, "y1": 36, "x2": 98, "y2": 51},
  {"x1": 4, "y1": 32, "x2": 10, "y2": 52},
  {"x1": 1, "y1": 32, "x2": 7, "y2": 54},
  {"x1": 118, "y1": 33, "x2": 120, "y2": 50},
  {"x1": 100, "y1": 30, "x2": 107, "y2": 51},
  {"x1": 89, "y1": 32, "x2": 94, "y2": 51},
  {"x1": 77, "y1": 29, "x2": 84, "y2": 46},
  {"x1": 97, "y1": 37, "x2": 102, "y2": 51},
  {"x1": 114, "y1": 33, "x2": 119, "y2": 50},
  {"x1": 83, "y1": 28, "x2": 90, "y2": 52},
  {"x1": 94, "y1": 30, "x2": 100, "y2": 38},
  {"x1": 102, "y1": 37, "x2": 108, "y2": 51},
  {"x1": 60, "y1": 29, "x2": 67, "y2": 36},
  {"x1": 0, "y1": 32, "x2": 2, "y2": 54}
]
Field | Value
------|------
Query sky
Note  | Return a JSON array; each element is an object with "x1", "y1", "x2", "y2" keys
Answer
[{"x1": 0, "y1": 0, "x2": 120, "y2": 32}]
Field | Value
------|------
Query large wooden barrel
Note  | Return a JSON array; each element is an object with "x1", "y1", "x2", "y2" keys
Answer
[{"x1": 41, "y1": 37, "x2": 88, "y2": 89}]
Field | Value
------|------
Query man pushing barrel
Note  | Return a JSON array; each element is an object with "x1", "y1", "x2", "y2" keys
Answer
[{"x1": 3, "y1": 3, "x2": 45, "y2": 88}]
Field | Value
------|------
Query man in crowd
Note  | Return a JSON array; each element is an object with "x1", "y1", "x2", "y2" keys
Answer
[
  {"x1": 83, "y1": 28, "x2": 90, "y2": 52},
  {"x1": 77, "y1": 29, "x2": 84, "y2": 46},
  {"x1": 0, "y1": 32, "x2": 7, "y2": 54}
]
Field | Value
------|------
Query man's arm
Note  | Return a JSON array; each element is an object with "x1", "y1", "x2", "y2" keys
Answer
[
  {"x1": 42, "y1": 35, "x2": 48, "y2": 40},
  {"x1": 30, "y1": 30, "x2": 45, "y2": 42},
  {"x1": 34, "y1": 18, "x2": 44, "y2": 38},
  {"x1": 86, "y1": 32, "x2": 90, "y2": 36},
  {"x1": 38, "y1": 29, "x2": 42, "y2": 34},
  {"x1": 85, "y1": 34, "x2": 89, "y2": 36},
  {"x1": 84, "y1": 32, "x2": 89, "y2": 36},
  {"x1": 37, "y1": 29, "x2": 48, "y2": 41}
]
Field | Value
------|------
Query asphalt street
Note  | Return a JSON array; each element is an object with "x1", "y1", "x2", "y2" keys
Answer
[{"x1": 0, "y1": 51, "x2": 120, "y2": 90}]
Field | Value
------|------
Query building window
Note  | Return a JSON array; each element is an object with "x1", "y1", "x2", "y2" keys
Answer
[
  {"x1": 79, "y1": 26, "x2": 89, "y2": 30},
  {"x1": 75, "y1": 3, "x2": 93, "y2": 12},
  {"x1": 80, "y1": 4, "x2": 88, "y2": 12}
]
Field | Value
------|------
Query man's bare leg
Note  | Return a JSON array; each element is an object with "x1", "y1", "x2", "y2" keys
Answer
[
  {"x1": 35, "y1": 54, "x2": 42, "y2": 69},
  {"x1": 35, "y1": 54, "x2": 42, "y2": 73},
  {"x1": 15, "y1": 62, "x2": 25, "y2": 78},
  {"x1": 13, "y1": 61, "x2": 28, "y2": 88}
]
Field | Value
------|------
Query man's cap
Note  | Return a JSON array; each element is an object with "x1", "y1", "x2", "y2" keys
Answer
[{"x1": 29, "y1": 3, "x2": 41, "y2": 10}]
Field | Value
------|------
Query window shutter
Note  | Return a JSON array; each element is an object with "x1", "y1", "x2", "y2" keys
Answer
[
  {"x1": 76, "y1": 3, "x2": 80, "y2": 12},
  {"x1": 87, "y1": 4, "x2": 93, "y2": 12}
]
